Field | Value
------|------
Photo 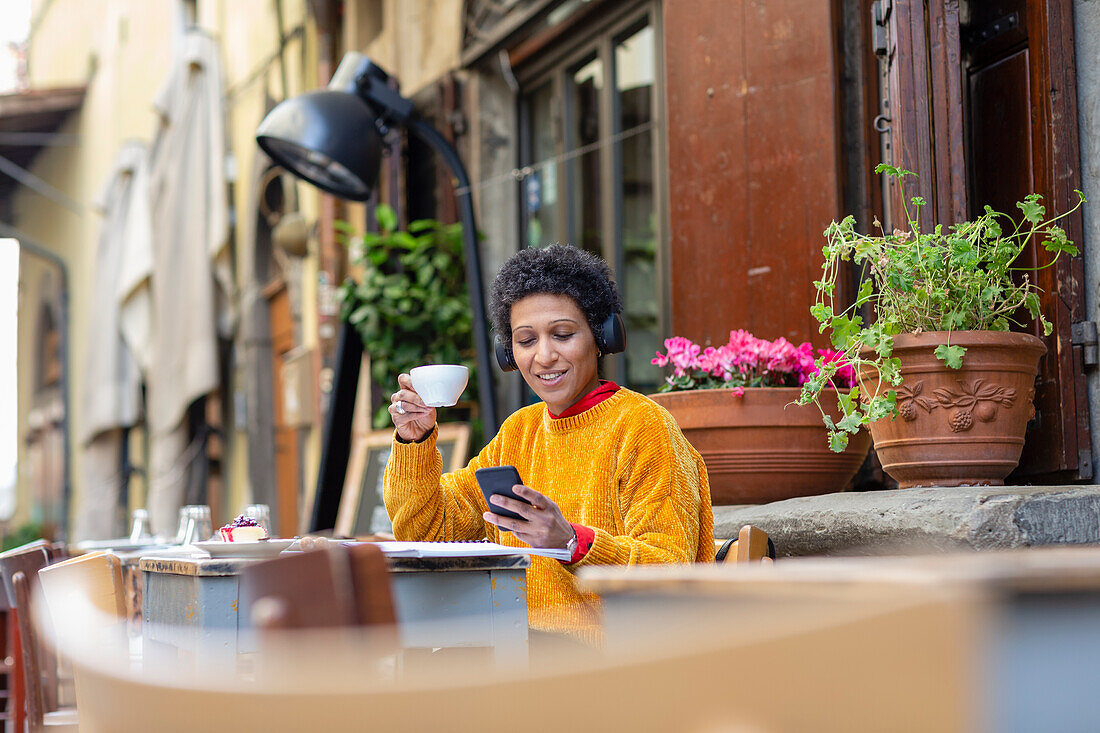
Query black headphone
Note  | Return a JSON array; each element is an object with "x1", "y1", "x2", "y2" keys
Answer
[{"x1": 495, "y1": 312, "x2": 626, "y2": 372}]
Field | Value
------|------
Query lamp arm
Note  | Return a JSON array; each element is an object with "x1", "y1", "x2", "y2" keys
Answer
[{"x1": 406, "y1": 117, "x2": 500, "y2": 439}]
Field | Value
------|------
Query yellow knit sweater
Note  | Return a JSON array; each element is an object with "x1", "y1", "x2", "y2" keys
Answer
[{"x1": 383, "y1": 388, "x2": 715, "y2": 642}]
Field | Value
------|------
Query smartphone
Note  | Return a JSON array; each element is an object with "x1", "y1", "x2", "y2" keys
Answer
[{"x1": 475, "y1": 466, "x2": 532, "y2": 524}]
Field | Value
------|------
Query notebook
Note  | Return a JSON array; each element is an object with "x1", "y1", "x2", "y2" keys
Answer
[{"x1": 372, "y1": 540, "x2": 571, "y2": 561}]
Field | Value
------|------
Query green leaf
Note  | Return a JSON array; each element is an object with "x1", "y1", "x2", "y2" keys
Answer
[
  {"x1": 828, "y1": 431, "x2": 849, "y2": 453},
  {"x1": 856, "y1": 278, "x2": 874, "y2": 304},
  {"x1": 1024, "y1": 292, "x2": 1042, "y2": 320},
  {"x1": 934, "y1": 344, "x2": 967, "y2": 369},
  {"x1": 1017, "y1": 194, "x2": 1045, "y2": 225},
  {"x1": 375, "y1": 204, "x2": 397, "y2": 233},
  {"x1": 810, "y1": 303, "x2": 832, "y2": 323},
  {"x1": 874, "y1": 163, "x2": 915, "y2": 181},
  {"x1": 837, "y1": 411, "x2": 863, "y2": 433},
  {"x1": 828, "y1": 315, "x2": 863, "y2": 349}
]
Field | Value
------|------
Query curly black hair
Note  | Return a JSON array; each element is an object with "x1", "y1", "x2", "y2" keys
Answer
[{"x1": 489, "y1": 244, "x2": 623, "y2": 354}]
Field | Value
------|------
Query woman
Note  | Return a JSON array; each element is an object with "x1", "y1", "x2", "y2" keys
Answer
[{"x1": 384, "y1": 244, "x2": 714, "y2": 643}]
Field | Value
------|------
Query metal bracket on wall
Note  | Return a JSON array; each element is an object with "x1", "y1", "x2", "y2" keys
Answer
[
  {"x1": 1071, "y1": 321, "x2": 1099, "y2": 368},
  {"x1": 871, "y1": 0, "x2": 892, "y2": 57}
]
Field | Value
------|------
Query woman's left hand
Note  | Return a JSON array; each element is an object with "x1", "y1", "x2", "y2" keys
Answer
[{"x1": 484, "y1": 485, "x2": 575, "y2": 550}]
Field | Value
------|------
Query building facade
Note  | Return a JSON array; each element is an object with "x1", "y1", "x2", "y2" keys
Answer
[{"x1": 6, "y1": 0, "x2": 1099, "y2": 540}]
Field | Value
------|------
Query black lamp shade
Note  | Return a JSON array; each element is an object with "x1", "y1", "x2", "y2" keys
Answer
[{"x1": 256, "y1": 90, "x2": 383, "y2": 201}]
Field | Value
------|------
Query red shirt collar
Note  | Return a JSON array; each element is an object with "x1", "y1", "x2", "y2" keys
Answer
[{"x1": 547, "y1": 380, "x2": 621, "y2": 419}]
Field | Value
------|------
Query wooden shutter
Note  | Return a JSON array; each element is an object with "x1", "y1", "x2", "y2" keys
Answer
[{"x1": 663, "y1": 0, "x2": 844, "y2": 348}]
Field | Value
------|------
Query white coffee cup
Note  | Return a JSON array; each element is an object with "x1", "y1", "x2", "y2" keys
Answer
[{"x1": 410, "y1": 364, "x2": 469, "y2": 407}]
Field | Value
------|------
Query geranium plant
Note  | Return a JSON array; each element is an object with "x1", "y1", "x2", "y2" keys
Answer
[
  {"x1": 652, "y1": 330, "x2": 855, "y2": 395},
  {"x1": 799, "y1": 164, "x2": 1086, "y2": 452}
]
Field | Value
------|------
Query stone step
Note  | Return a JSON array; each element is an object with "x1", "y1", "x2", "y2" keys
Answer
[{"x1": 712, "y1": 485, "x2": 1100, "y2": 557}]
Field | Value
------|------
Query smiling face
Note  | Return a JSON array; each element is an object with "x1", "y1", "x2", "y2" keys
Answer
[{"x1": 510, "y1": 293, "x2": 601, "y2": 415}]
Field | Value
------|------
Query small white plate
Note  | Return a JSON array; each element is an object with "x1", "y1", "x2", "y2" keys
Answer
[{"x1": 193, "y1": 539, "x2": 295, "y2": 558}]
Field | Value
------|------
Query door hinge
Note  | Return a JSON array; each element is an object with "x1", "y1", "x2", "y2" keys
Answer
[
  {"x1": 871, "y1": 0, "x2": 892, "y2": 57},
  {"x1": 1071, "y1": 321, "x2": 1099, "y2": 367}
]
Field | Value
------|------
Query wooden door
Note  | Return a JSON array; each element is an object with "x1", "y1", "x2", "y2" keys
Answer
[
  {"x1": 265, "y1": 279, "x2": 300, "y2": 537},
  {"x1": 961, "y1": 0, "x2": 1090, "y2": 480}
]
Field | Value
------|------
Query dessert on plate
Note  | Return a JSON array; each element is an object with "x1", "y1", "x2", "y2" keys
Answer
[{"x1": 218, "y1": 515, "x2": 268, "y2": 542}]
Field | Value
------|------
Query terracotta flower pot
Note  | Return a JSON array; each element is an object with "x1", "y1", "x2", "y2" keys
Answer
[
  {"x1": 860, "y1": 331, "x2": 1046, "y2": 488},
  {"x1": 648, "y1": 387, "x2": 871, "y2": 505}
]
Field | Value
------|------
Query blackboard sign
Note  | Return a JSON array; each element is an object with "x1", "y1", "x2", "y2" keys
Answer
[{"x1": 336, "y1": 424, "x2": 471, "y2": 538}]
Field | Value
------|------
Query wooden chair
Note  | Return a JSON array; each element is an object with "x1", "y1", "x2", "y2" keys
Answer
[
  {"x1": 37, "y1": 551, "x2": 127, "y2": 629},
  {"x1": 715, "y1": 525, "x2": 776, "y2": 564},
  {"x1": 64, "y1": 586, "x2": 972, "y2": 732},
  {"x1": 240, "y1": 543, "x2": 396, "y2": 631},
  {"x1": 0, "y1": 540, "x2": 55, "y2": 732},
  {"x1": 347, "y1": 543, "x2": 398, "y2": 627},
  {"x1": 15, "y1": 551, "x2": 127, "y2": 733},
  {"x1": 11, "y1": 573, "x2": 77, "y2": 732}
]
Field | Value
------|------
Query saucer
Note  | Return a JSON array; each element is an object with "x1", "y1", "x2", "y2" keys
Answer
[{"x1": 193, "y1": 539, "x2": 295, "y2": 558}]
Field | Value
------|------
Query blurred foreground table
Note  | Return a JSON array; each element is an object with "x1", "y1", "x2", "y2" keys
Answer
[
  {"x1": 580, "y1": 546, "x2": 1100, "y2": 733},
  {"x1": 139, "y1": 549, "x2": 529, "y2": 671}
]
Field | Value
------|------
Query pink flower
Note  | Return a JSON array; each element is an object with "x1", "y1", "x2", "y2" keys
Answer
[
  {"x1": 654, "y1": 336, "x2": 702, "y2": 377},
  {"x1": 812, "y1": 348, "x2": 856, "y2": 387},
  {"x1": 653, "y1": 330, "x2": 837, "y2": 391}
]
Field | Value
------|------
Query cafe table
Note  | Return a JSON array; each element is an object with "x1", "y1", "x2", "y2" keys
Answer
[{"x1": 139, "y1": 546, "x2": 530, "y2": 671}]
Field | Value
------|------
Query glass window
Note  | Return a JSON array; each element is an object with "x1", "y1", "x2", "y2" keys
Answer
[
  {"x1": 615, "y1": 23, "x2": 659, "y2": 390},
  {"x1": 523, "y1": 83, "x2": 561, "y2": 248},
  {"x1": 568, "y1": 55, "x2": 603, "y2": 257},
  {"x1": 519, "y1": 7, "x2": 663, "y2": 393}
]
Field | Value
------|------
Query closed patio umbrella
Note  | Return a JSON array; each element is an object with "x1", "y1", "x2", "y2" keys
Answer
[
  {"x1": 75, "y1": 141, "x2": 149, "y2": 541},
  {"x1": 133, "y1": 29, "x2": 231, "y2": 536}
]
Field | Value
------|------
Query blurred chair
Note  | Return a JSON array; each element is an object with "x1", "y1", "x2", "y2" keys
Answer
[
  {"x1": 31, "y1": 551, "x2": 127, "y2": 733},
  {"x1": 241, "y1": 545, "x2": 356, "y2": 630},
  {"x1": 64, "y1": 585, "x2": 971, "y2": 732},
  {"x1": 38, "y1": 551, "x2": 127, "y2": 629},
  {"x1": 348, "y1": 543, "x2": 398, "y2": 628},
  {"x1": 0, "y1": 540, "x2": 56, "y2": 731},
  {"x1": 715, "y1": 525, "x2": 776, "y2": 564},
  {"x1": 11, "y1": 573, "x2": 77, "y2": 732},
  {"x1": 240, "y1": 543, "x2": 396, "y2": 632}
]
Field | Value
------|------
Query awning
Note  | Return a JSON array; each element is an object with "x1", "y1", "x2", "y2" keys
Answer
[{"x1": 0, "y1": 86, "x2": 85, "y2": 208}]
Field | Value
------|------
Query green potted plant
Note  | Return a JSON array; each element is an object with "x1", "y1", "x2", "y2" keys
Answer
[
  {"x1": 648, "y1": 331, "x2": 870, "y2": 504},
  {"x1": 799, "y1": 164, "x2": 1086, "y2": 488},
  {"x1": 336, "y1": 204, "x2": 479, "y2": 435}
]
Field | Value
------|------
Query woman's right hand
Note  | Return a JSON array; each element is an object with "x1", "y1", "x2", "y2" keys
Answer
[{"x1": 389, "y1": 373, "x2": 437, "y2": 442}]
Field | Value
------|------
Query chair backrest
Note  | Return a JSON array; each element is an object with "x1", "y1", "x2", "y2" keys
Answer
[
  {"x1": 38, "y1": 552, "x2": 127, "y2": 627},
  {"x1": 240, "y1": 547, "x2": 357, "y2": 629},
  {"x1": 66, "y1": 588, "x2": 972, "y2": 733},
  {"x1": 45, "y1": 542, "x2": 68, "y2": 562},
  {"x1": 715, "y1": 525, "x2": 775, "y2": 564},
  {"x1": 0, "y1": 540, "x2": 51, "y2": 610},
  {"x1": 13, "y1": 571, "x2": 46, "y2": 731},
  {"x1": 347, "y1": 543, "x2": 396, "y2": 627},
  {"x1": 0, "y1": 540, "x2": 57, "y2": 726},
  {"x1": 239, "y1": 544, "x2": 396, "y2": 631}
]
